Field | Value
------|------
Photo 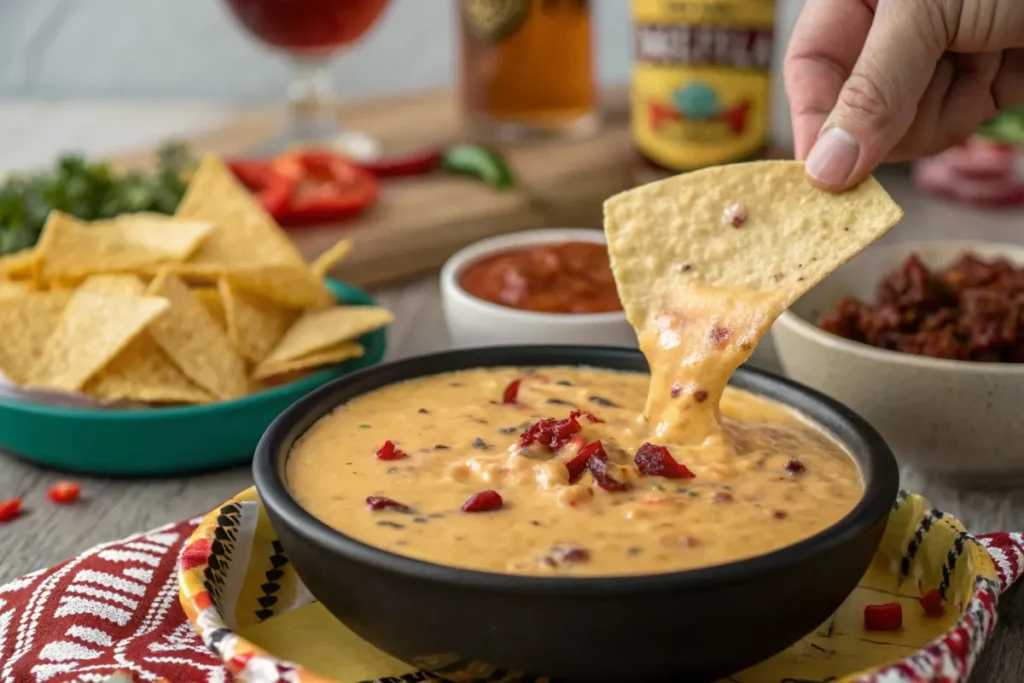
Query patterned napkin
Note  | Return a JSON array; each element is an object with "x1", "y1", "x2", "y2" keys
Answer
[{"x1": 1, "y1": 512, "x2": 1023, "y2": 683}]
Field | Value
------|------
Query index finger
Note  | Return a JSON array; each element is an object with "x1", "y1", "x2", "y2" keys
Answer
[{"x1": 784, "y1": 0, "x2": 876, "y2": 158}]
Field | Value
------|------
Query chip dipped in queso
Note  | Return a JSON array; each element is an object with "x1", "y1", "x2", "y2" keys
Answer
[{"x1": 287, "y1": 161, "x2": 905, "y2": 577}]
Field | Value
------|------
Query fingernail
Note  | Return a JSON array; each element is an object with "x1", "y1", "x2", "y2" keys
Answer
[{"x1": 805, "y1": 127, "x2": 859, "y2": 189}]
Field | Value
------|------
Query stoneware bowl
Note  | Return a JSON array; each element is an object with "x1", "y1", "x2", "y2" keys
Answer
[
  {"x1": 773, "y1": 240, "x2": 1024, "y2": 487},
  {"x1": 252, "y1": 346, "x2": 899, "y2": 681},
  {"x1": 439, "y1": 229, "x2": 637, "y2": 348}
]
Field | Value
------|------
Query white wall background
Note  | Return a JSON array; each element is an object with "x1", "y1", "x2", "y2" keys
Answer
[{"x1": 0, "y1": 0, "x2": 636, "y2": 101}]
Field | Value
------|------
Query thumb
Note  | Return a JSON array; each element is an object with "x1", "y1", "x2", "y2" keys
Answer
[{"x1": 804, "y1": 1, "x2": 947, "y2": 191}]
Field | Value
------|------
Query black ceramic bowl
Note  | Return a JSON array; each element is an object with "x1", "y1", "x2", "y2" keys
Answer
[{"x1": 254, "y1": 346, "x2": 900, "y2": 682}]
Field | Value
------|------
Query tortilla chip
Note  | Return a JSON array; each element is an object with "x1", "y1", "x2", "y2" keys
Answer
[
  {"x1": 0, "y1": 280, "x2": 34, "y2": 299},
  {"x1": 0, "y1": 248, "x2": 38, "y2": 280},
  {"x1": 311, "y1": 239, "x2": 353, "y2": 279},
  {"x1": 0, "y1": 291, "x2": 71, "y2": 384},
  {"x1": 35, "y1": 211, "x2": 212, "y2": 282},
  {"x1": 255, "y1": 306, "x2": 391, "y2": 376},
  {"x1": 78, "y1": 274, "x2": 147, "y2": 297},
  {"x1": 218, "y1": 278, "x2": 297, "y2": 363},
  {"x1": 603, "y1": 160, "x2": 904, "y2": 329},
  {"x1": 146, "y1": 270, "x2": 249, "y2": 401},
  {"x1": 227, "y1": 264, "x2": 334, "y2": 309},
  {"x1": 193, "y1": 287, "x2": 227, "y2": 328},
  {"x1": 25, "y1": 290, "x2": 169, "y2": 392},
  {"x1": 176, "y1": 155, "x2": 307, "y2": 269},
  {"x1": 84, "y1": 334, "x2": 213, "y2": 405},
  {"x1": 252, "y1": 341, "x2": 364, "y2": 381}
]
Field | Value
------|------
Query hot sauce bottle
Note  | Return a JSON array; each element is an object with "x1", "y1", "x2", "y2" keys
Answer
[{"x1": 631, "y1": 0, "x2": 775, "y2": 181}]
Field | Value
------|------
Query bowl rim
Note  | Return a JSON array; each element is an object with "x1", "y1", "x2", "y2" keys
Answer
[
  {"x1": 776, "y1": 239, "x2": 1024, "y2": 375},
  {"x1": 0, "y1": 278, "x2": 388, "y2": 421},
  {"x1": 254, "y1": 345, "x2": 900, "y2": 595},
  {"x1": 439, "y1": 228, "x2": 627, "y2": 325}
]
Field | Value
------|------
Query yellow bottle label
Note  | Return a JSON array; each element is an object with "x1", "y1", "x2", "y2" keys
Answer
[{"x1": 631, "y1": 0, "x2": 775, "y2": 171}]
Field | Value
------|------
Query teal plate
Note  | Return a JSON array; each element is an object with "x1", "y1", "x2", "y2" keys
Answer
[{"x1": 0, "y1": 279, "x2": 387, "y2": 477}]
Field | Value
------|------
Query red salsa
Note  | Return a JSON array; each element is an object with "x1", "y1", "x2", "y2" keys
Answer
[{"x1": 458, "y1": 241, "x2": 621, "y2": 314}]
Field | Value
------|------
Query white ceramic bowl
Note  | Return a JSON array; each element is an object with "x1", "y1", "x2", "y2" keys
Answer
[
  {"x1": 440, "y1": 228, "x2": 636, "y2": 348},
  {"x1": 772, "y1": 240, "x2": 1024, "y2": 486}
]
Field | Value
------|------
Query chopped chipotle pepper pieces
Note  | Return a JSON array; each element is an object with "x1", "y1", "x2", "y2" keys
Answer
[
  {"x1": 272, "y1": 150, "x2": 379, "y2": 226},
  {"x1": 587, "y1": 456, "x2": 629, "y2": 492},
  {"x1": 502, "y1": 378, "x2": 521, "y2": 404},
  {"x1": 565, "y1": 440, "x2": 607, "y2": 483},
  {"x1": 47, "y1": 481, "x2": 81, "y2": 505},
  {"x1": 519, "y1": 413, "x2": 583, "y2": 452},
  {"x1": 461, "y1": 490, "x2": 503, "y2": 512},
  {"x1": 635, "y1": 443, "x2": 695, "y2": 479},
  {"x1": 864, "y1": 603, "x2": 903, "y2": 631},
  {"x1": 227, "y1": 159, "x2": 291, "y2": 220},
  {"x1": 376, "y1": 440, "x2": 408, "y2": 461},
  {"x1": 0, "y1": 497, "x2": 22, "y2": 523},
  {"x1": 919, "y1": 588, "x2": 944, "y2": 616},
  {"x1": 366, "y1": 496, "x2": 412, "y2": 513}
]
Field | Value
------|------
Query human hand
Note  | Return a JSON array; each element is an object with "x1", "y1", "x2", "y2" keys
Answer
[{"x1": 784, "y1": 0, "x2": 1024, "y2": 191}]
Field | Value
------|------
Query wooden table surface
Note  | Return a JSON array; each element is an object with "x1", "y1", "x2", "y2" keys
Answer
[{"x1": 1, "y1": 102, "x2": 1023, "y2": 681}]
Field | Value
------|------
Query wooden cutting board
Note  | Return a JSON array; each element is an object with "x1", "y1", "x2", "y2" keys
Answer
[{"x1": 113, "y1": 88, "x2": 637, "y2": 288}]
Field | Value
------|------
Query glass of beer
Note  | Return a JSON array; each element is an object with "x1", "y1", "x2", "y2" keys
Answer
[
  {"x1": 223, "y1": 0, "x2": 390, "y2": 156},
  {"x1": 458, "y1": 0, "x2": 599, "y2": 142}
]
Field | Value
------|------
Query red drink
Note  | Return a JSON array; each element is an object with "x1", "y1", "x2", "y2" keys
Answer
[{"x1": 225, "y1": 0, "x2": 389, "y2": 54}]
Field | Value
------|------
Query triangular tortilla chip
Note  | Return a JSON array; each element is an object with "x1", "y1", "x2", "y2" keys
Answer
[
  {"x1": 255, "y1": 306, "x2": 392, "y2": 377},
  {"x1": 0, "y1": 247, "x2": 38, "y2": 281},
  {"x1": 175, "y1": 155, "x2": 307, "y2": 269},
  {"x1": 84, "y1": 334, "x2": 213, "y2": 405},
  {"x1": 219, "y1": 278, "x2": 297, "y2": 363},
  {"x1": 146, "y1": 270, "x2": 249, "y2": 401},
  {"x1": 252, "y1": 341, "x2": 364, "y2": 381},
  {"x1": 0, "y1": 280, "x2": 34, "y2": 299},
  {"x1": 193, "y1": 287, "x2": 227, "y2": 329},
  {"x1": 35, "y1": 211, "x2": 212, "y2": 282},
  {"x1": 0, "y1": 291, "x2": 71, "y2": 384},
  {"x1": 26, "y1": 290, "x2": 169, "y2": 392},
  {"x1": 228, "y1": 264, "x2": 334, "y2": 309},
  {"x1": 603, "y1": 160, "x2": 904, "y2": 329},
  {"x1": 78, "y1": 274, "x2": 147, "y2": 297},
  {"x1": 311, "y1": 238, "x2": 353, "y2": 279}
]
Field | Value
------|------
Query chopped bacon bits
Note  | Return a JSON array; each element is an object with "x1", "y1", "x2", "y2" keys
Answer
[
  {"x1": 919, "y1": 588, "x2": 944, "y2": 616},
  {"x1": 565, "y1": 440, "x2": 608, "y2": 483},
  {"x1": 502, "y1": 378, "x2": 522, "y2": 404},
  {"x1": 461, "y1": 490, "x2": 504, "y2": 512},
  {"x1": 376, "y1": 440, "x2": 409, "y2": 461},
  {"x1": 0, "y1": 498, "x2": 21, "y2": 523},
  {"x1": 634, "y1": 443, "x2": 695, "y2": 479},
  {"x1": 46, "y1": 481, "x2": 81, "y2": 505},
  {"x1": 366, "y1": 496, "x2": 412, "y2": 513},
  {"x1": 864, "y1": 603, "x2": 903, "y2": 631}
]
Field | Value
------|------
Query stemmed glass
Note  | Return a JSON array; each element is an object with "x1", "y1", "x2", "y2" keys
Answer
[{"x1": 223, "y1": 0, "x2": 390, "y2": 158}]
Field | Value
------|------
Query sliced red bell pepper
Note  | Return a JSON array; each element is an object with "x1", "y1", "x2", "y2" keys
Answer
[
  {"x1": 357, "y1": 149, "x2": 443, "y2": 178},
  {"x1": 272, "y1": 150, "x2": 379, "y2": 227},
  {"x1": 227, "y1": 159, "x2": 291, "y2": 220}
]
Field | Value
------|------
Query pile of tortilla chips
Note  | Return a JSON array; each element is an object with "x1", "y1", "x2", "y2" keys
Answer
[{"x1": 0, "y1": 156, "x2": 392, "y2": 407}]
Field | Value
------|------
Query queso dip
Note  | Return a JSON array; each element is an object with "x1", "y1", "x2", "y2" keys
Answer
[{"x1": 287, "y1": 366, "x2": 862, "y2": 576}]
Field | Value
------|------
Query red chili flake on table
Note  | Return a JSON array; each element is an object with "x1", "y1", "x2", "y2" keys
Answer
[
  {"x1": 784, "y1": 459, "x2": 806, "y2": 475},
  {"x1": 502, "y1": 378, "x2": 522, "y2": 404},
  {"x1": 366, "y1": 496, "x2": 412, "y2": 513},
  {"x1": 864, "y1": 603, "x2": 903, "y2": 631},
  {"x1": 376, "y1": 440, "x2": 409, "y2": 461},
  {"x1": 635, "y1": 443, "x2": 696, "y2": 479},
  {"x1": 565, "y1": 440, "x2": 608, "y2": 483},
  {"x1": 461, "y1": 490, "x2": 504, "y2": 513},
  {"x1": 587, "y1": 456, "x2": 629, "y2": 492},
  {"x1": 46, "y1": 481, "x2": 81, "y2": 505},
  {"x1": 0, "y1": 497, "x2": 21, "y2": 523},
  {"x1": 919, "y1": 588, "x2": 944, "y2": 616}
]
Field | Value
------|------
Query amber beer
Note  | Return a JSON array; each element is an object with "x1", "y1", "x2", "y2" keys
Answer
[{"x1": 458, "y1": 0, "x2": 598, "y2": 140}]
